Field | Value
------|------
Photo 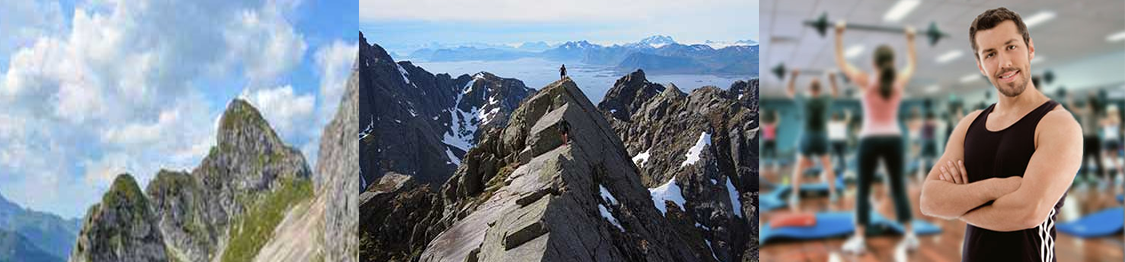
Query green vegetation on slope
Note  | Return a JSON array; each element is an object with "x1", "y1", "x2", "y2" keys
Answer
[{"x1": 220, "y1": 177, "x2": 313, "y2": 262}]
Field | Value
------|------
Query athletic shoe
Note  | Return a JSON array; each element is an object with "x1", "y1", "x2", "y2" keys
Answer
[
  {"x1": 841, "y1": 235, "x2": 866, "y2": 254},
  {"x1": 898, "y1": 231, "x2": 920, "y2": 252},
  {"x1": 788, "y1": 193, "x2": 800, "y2": 210}
]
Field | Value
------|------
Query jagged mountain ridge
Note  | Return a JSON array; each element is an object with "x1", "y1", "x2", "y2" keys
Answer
[
  {"x1": 597, "y1": 70, "x2": 759, "y2": 261},
  {"x1": 69, "y1": 96, "x2": 347, "y2": 262},
  {"x1": 359, "y1": 32, "x2": 536, "y2": 190},
  {"x1": 69, "y1": 175, "x2": 168, "y2": 262},
  {"x1": 359, "y1": 33, "x2": 759, "y2": 261},
  {"x1": 406, "y1": 35, "x2": 759, "y2": 76},
  {"x1": 361, "y1": 77, "x2": 721, "y2": 261}
]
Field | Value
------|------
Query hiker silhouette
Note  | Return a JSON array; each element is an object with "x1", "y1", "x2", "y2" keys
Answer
[{"x1": 559, "y1": 119, "x2": 571, "y2": 145}]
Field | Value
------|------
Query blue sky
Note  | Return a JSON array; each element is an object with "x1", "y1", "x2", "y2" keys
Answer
[
  {"x1": 360, "y1": 0, "x2": 760, "y2": 54},
  {"x1": 0, "y1": 0, "x2": 357, "y2": 219}
]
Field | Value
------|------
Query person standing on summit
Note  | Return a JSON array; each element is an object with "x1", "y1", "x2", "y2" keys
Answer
[{"x1": 560, "y1": 64, "x2": 567, "y2": 80}]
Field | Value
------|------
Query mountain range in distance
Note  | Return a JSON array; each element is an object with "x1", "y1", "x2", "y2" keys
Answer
[
  {"x1": 0, "y1": 193, "x2": 82, "y2": 262},
  {"x1": 399, "y1": 35, "x2": 759, "y2": 76}
]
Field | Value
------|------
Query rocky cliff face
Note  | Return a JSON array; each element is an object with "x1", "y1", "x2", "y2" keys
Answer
[
  {"x1": 359, "y1": 32, "x2": 535, "y2": 189},
  {"x1": 423, "y1": 78, "x2": 709, "y2": 261},
  {"x1": 597, "y1": 70, "x2": 759, "y2": 261},
  {"x1": 70, "y1": 98, "x2": 317, "y2": 262},
  {"x1": 317, "y1": 63, "x2": 361, "y2": 262},
  {"x1": 360, "y1": 77, "x2": 725, "y2": 262},
  {"x1": 145, "y1": 99, "x2": 313, "y2": 262},
  {"x1": 69, "y1": 175, "x2": 168, "y2": 262},
  {"x1": 245, "y1": 56, "x2": 361, "y2": 262}
]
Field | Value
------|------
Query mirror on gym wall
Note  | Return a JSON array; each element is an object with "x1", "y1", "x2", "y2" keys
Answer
[{"x1": 758, "y1": 0, "x2": 1125, "y2": 261}]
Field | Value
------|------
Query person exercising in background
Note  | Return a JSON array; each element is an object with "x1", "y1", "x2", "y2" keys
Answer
[
  {"x1": 1072, "y1": 93, "x2": 1103, "y2": 185},
  {"x1": 560, "y1": 64, "x2": 567, "y2": 79},
  {"x1": 919, "y1": 7, "x2": 1081, "y2": 262},
  {"x1": 762, "y1": 110, "x2": 781, "y2": 173},
  {"x1": 828, "y1": 110, "x2": 851, "y2": 176},
  {"x1": 907, "y1": 107, "x2": 923, "y2": 163},
  {"x1": 917, "y1": 110, "x2": 939, "y2": 181},
  {"x1": 786, "y1": 69, "x2": 840, "y2": 207},
  {"x1": 834, "y1": 19, "x2": 918, "y2": 254},
  {"x1": 946, "y1": 101, "x2": 965, "y2": 143},
  {"x1": 1102, "y1": 105, "x2": 1122, "y2": 189}
]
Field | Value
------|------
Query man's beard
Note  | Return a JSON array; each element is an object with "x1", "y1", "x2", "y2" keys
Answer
[{"x1": 993, "y1": 67, "x2": 1029, "y2": 97}]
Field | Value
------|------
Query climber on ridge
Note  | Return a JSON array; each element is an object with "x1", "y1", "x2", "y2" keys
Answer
[
  {"x1": 560, "y1": 119, "x2": 571, "y2": 145},
  {"x1": 560, "y1": 64, "x2": 567, "y2": 80}
]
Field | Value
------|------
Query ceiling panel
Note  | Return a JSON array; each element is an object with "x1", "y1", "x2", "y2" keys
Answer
[{"x1": 761, "y1": 0, "x2": 1125, "y2": 98}]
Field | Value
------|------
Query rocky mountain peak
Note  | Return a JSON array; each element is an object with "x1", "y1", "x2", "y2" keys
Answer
[
  {"x1": 70, "y1": 174, "x2": 167, "y2": 262},
  {"x1": 596, "y1": 77, "x2": 759, "y2": 261},
  {"x1": 359, "y1": 38, "x2": 534, "y2": 189},
  {"x1": 414, "y1": 78, "x2": 706, "y2": 261},
  {"x1": 598, "y1": 69, "x2": 667, "y2": 121},
  {"x1": 637, "y1": 35, "x2": 677, "y2": 48},
  {"x1": 217, "y1": 98, "x2": 283, "y2": 153}
]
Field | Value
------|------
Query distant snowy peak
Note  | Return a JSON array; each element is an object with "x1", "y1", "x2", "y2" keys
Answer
[
  {"x1": 516, "y1": 41, "x2": 553, "y2": 51},
  {"x1": 703, "y1": 39, "x2": 758, "y2": 49},
  {"x1": 558, "y1": 40, "x2": 599, "y2": 50},
  {"x1": 637, "y1": 35, "x2": 677, "y2": 48}
]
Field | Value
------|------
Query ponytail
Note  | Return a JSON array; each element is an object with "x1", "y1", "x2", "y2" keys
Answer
[
  {"x1": 880, "y1": 65, "x2": 895, "y2": 99},
  {"x1": 874, "y1": 45, "x2": 896, "y2": 99}
]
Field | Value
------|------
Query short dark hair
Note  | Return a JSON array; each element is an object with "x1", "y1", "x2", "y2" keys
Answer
[{"x1": 969, "y1": 7, "x2": 1030, "y2": 59}]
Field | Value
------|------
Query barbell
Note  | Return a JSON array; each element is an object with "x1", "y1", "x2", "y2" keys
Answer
[
  {"x1": 771, "y1": 63, "x2": 848, "y2": 84},
  {"x1": 804, "y1": 12, "x2": 949, "y2": 46}
]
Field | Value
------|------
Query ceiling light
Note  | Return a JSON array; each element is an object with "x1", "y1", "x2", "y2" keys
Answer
[
  {"x1": 1031, "y1": 56, "x2": 1046, "y2": 65},
  {"x1": 924, "y1": 84, "x2": 940, "y2": 94},
  {"x1": 1107, "y1": 30, "x2": 1125, "y2": 42},
  {"x1": 960, "y1": 73, "x2": 980, "y2": 84},
  {"x1": 845, "y1": 45, "x2": 864, "y2": 59},
  {"x1": 884, "y1": 0, "x2": 921, "y2": 23},
  {"x1": 1023, "y1": 11, "x2": 1056, "y2": 29},
  {"x1": 935, "y1": 50, "x2": 963, "y2": 64}
]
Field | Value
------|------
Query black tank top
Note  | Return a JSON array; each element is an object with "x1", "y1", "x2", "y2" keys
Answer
[{"x1": 961, "y1": 100, "x2": 1065, "y2": 262}]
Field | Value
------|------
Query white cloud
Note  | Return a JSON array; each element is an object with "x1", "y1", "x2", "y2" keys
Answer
[
  {"x1": 361, "y1": 0, "x2": 756, "y2": 23},
  {"x1": 240, "y1": 85, "x2": 316, "y2": 142},
  {"x1": 0, "y1": 0, "x2": 64, "y2": 59},
  {"x1": 225, "y1": 4, "x2": 308, "y2": 86},
  {"x1": 298, "y1": 40, "x2": 357, "y2": 166},
  {"x1": 314, "y1": 40, "x2": 358, "y2": 123},
  {"x1": 0, "y1": 0, "x2": 310, "y2": 218}
]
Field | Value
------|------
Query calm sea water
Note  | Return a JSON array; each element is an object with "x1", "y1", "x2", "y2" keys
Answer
[{"x1": 412, "y1": 58, "x2": 749, "y2": 102}]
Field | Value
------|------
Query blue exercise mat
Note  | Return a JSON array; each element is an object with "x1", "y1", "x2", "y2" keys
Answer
[
  {"x1": 760, "y1": 212, "x2": 855, "y2": 243},
  {"x1": 798, "y1": 176, "x2": 845, "y2": 193},
  {"x1": 760, "y1": 211, "x2": 942, "y2": 244},
  {"x1": 1056, "y1": 207, "x2": 1124, "y2": 238},
  {"x1": 759, "y1": 177, "x2": 846, "y2": 212},
  {"x1": 760, "y1": 190, "x2": 787, "y2": 212}
]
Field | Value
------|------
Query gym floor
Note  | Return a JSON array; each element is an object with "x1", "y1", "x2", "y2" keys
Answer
[{"x1": 758, "y1": 165, "x2": 1125, "y2": 262}]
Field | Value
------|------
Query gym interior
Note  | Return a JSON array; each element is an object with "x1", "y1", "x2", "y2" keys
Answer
[{"x1": 758, "y1": 1, "x2": 1125, "y2": 261}]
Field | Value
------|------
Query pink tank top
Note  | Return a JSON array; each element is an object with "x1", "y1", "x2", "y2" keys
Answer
[
  {"x1": 763, "y1": 123, "x2": 777, "y2": 140},
  {"x1": 861, "y1": 77, "x2": 902, "y2": 137}
]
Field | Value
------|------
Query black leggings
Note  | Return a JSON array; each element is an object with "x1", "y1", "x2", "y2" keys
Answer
[
  {"x1": 831, "y1": 141, "x2": 847, "y2": 172},
  {"x1": 856, "y1": 135, "x2": 912, "y2": 225},
  {"x1": 1083, "y1": 136, "x2": 1103, "y2": 177}
]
